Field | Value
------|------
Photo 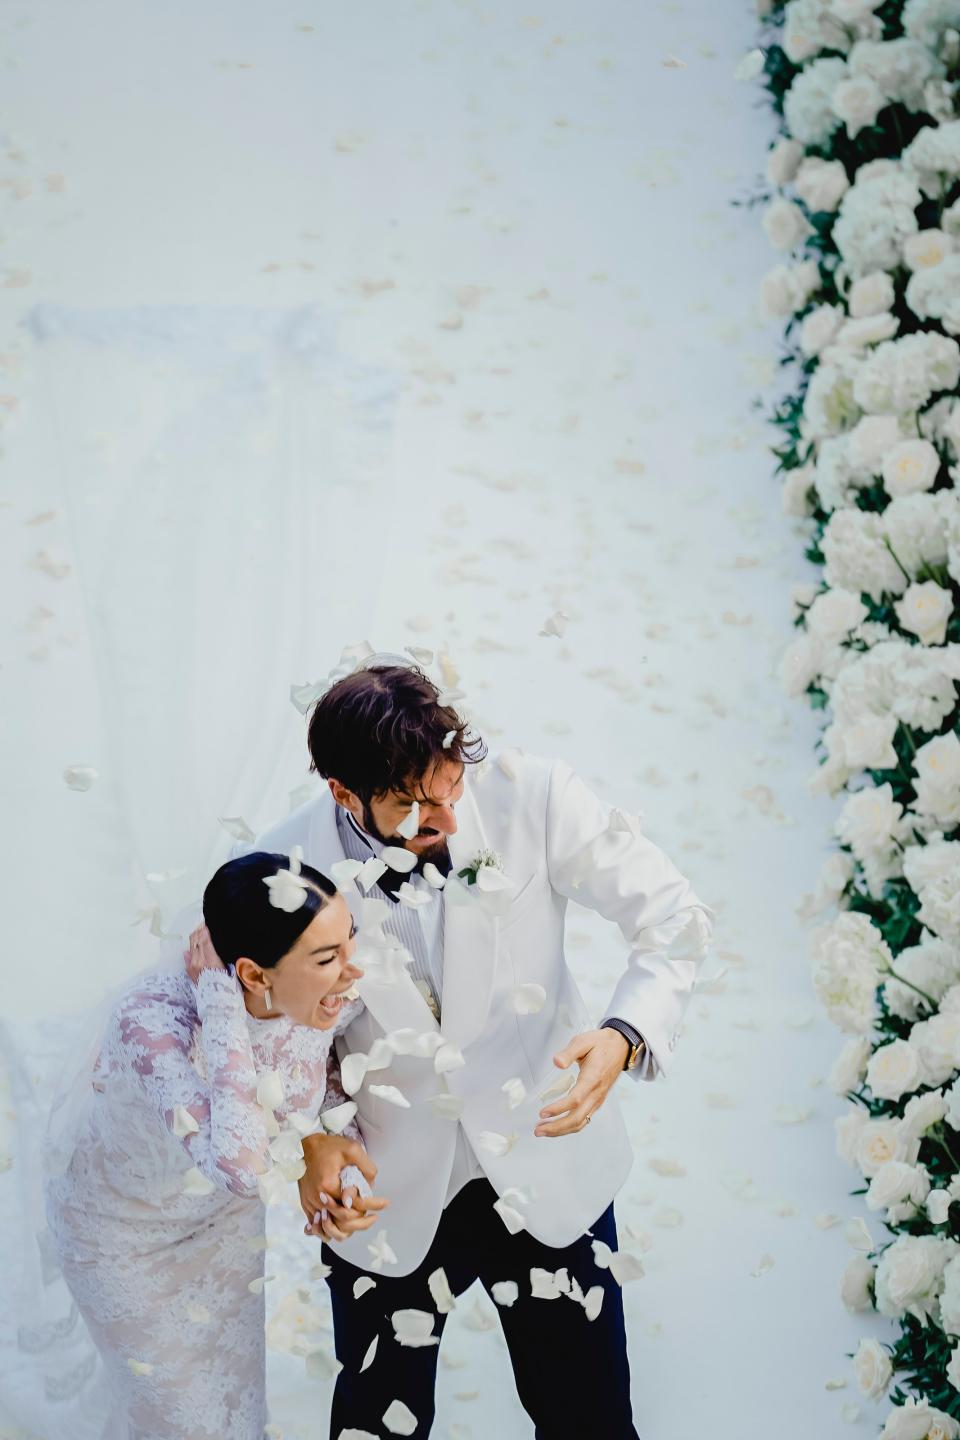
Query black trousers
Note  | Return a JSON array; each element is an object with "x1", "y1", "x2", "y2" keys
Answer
[{"x1": 321, "y1": 1177, "x2": 640, "y2": 1439}]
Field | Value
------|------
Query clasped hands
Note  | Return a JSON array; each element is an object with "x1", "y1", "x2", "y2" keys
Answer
[{"x1": 298, "y1": 1133, "x2": 389, "y2": 1242}]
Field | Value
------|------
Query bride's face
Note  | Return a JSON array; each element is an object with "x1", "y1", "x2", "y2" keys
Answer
[{"x1": 260, "y1": 893, "x2": 363, "y2": 1029}]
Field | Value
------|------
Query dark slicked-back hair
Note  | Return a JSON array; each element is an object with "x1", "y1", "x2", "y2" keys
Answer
[{"x1": 306, "y1": 663, "x2": 487, "y2": 803}]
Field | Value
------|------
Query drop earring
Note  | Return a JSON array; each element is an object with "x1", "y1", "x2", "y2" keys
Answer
[{"x1": 264, "y1": 987, "x2": 273, "y2": 1012}]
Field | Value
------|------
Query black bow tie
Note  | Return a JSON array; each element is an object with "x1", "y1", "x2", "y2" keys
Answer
[{"x1": 344, "y1": 813, "x2": 453, "y2": 904}]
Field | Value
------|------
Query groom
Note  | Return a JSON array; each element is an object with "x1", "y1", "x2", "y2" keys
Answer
[{"x1": 233, "y1": 650, "x2": 715, "y2": 1439}]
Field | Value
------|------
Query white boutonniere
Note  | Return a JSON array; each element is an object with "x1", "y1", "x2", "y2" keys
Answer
[{"x1": 457, "y1": 847, "x2": 510, "y2": 894}]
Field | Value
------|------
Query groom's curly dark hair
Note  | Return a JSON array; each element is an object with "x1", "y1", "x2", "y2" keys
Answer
[{"x1": 306, "y1": 662, "x2": 487, "y2": 802}]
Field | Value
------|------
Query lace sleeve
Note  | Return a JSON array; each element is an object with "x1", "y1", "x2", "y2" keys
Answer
[
  {"x1": 114, "y1": 968, "x2": 269, "y2": 1198},
  {"x1": 322, "y1": 1035, "x2": 373, "y2": 1200}
]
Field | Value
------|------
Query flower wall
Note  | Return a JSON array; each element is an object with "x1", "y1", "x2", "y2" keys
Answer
[{"x1": 754, "y1": 0, "x2": 960, "y2": 1430}]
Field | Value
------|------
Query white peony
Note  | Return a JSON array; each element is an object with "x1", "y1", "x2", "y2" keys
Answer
[
  {"x1": 824, "y1": 713, "x2": 899, "y2": 770},
  {"x1": 853, "y1": 332, "x2": 960, "y2": 416},
  {"x1": 806, "y1": 586, "x2": 869, "y2": 642},
  {"x1": 884, "y1": 490, "x2": 954, "y2": 575},
  {"x1": 834, "y1": 167, "x2": 922, "y2": 278},
  {"x1": 903, "y1": 119, "x2": 960, "y2": 197},
  {"x1": 810, "y1": 910, "x2": 892, "y2": 1033},
  {"x1": 832, "y1": 74, "x2": 886, "y2": 135},
  {"x1": 903, "y1": 0, "x2": 960, "y2": 51},
  {"x1": 884, "y1": 936, "x2": 960, "y2": 1020},
  {"x1": 795, "y1": 156, "x2": 850, "y2": 212},
  {"x1": 909, "y1": 1007, "x2": 960, "y2": 1087},
  {"x1": 848, "y1": 36, "x2": 944, "y2": 111},
  {"x1": 803, "y1": 350, "x2": 864, "y2": 438},
  {"x1": 881, "y1": 438, "x2": 941, "y2": 497},
  {"x1": 895, "y1": 581, "x2": 953, "y2": 645},
  {"x1": 874, "y1": 1232, "x2": 958, "y2": 1325},
  {"x1": 906, "y1": 253, "x2": 960, "y2": 335},
  {"x1": 847, "y1": 413, "x2": 903, "y2": 472},
  {"x1": 822, "y1": 508, "x2": 909, "y2": 601},
  {"x1": 784, "y1": 56, "x2": 848, "y2": 146},
  {"x1": 848, "y1": 270, "x2": 895, "y2": 318}
]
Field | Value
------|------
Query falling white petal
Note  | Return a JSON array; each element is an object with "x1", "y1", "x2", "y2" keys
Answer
[
  {"x1": 64, "y1": 765, "x2": 99, "y2": 791},
  {"x1": 172, "y1": 1105, "x2": 199, "y2": 1137},
  {"x1": 331, "y1": 857, "x2": 366, "y2": 890},
  {"x1": 218, "y1": 815, "x2": 255, "y2": 842},
  {"x1": 381, "y1": 845, "x2": 418, "y2": 874},
  {"x1": 513, "y1": 984, "x2": 547, "y2": 1015},
  {"x1": 609, "y1": 1251, "x2": 645, "y2": 1286},
  {"x1": 383, "y1": 1398, "x2": 418, "y2": 1435},
  {"x1": 392, "y1": 1308, "x2": 440, "y2": 1347},
  {"x1": 127, "y1": 1358, "x2": 154, "y2": 1376},
  {"x1": 397, "y1": 881, "x2": 433, "y2": 909},
  {"x1": 434, "y1": 1041, "x2": 466, "y2": 1074},
  {"x1": 539, "y1": 1069, "x2": 577, "y2": 1103},
  {"x1": 359, "y1": 1334, "x2": 379, "y2": 1372},
  {"x1": 182, "y1": 1166, "x2": 216, "y2": 1196},
  {"x1": 428, "y1": 1267, "x2": 457, "y2": 1314},
  {"x1": 256, "y1": 1071, "x2": 285, "y2": 1111},
  {"x1": 340, "y1": 1053, "x2": 370, "y2": 1095},
  {"x1": 734, "y1": 48, "x2": 764, "y2": 82},
  {"x1": 357, "y1": 856, "x2": 388, "y2": 891},
  {"x1": 368, "y1": 1084, "x2": 411, "y2": 1109},
  {"x1": 442, "y1": 729, "x2": 457, "y2": 749},
  {"x1": 491, "y1": 1280, "x2": 519, "y2": 1307},
  {"x1": 478, "y1": 1130, "x2": 519, "y2": 1157},
  {"x1": 320, "y1": 1100, "x2": 358, "y2": 1134},
  {"x1": 354, "y1": 1275, "x2": 377, "y2": 1299},
  {"x1": 368, "y1": 1231, "x2": 399, "y2": 1270},
  {"x1": 429, "y1": 1093, "x2": 464, "y2": 1120},
  {"x1": 305, "y1": 1345, "x2": 342, "y2": 1379},
  {"x1": 263, "y1": 869, "x2": 309, "y2": 912},
  {"x1": 421, "y1": 862, "x2": 447, "y2": 889},
  {"x1": 493, "y1": 1198, "x2": 527, "y2": 1235},
  {"x1": 582, "y1": 1285, "x2": 604, "y2": 1321},
  {"x1": 396, "y1": 801, "x2": 420, "y2": 840},
  {"x1": 538, "y1": 610, "x2": 569, "y2": 638},
  {"x1": 501, "y1": 1077, "x2": 527, "y2": 1110}
]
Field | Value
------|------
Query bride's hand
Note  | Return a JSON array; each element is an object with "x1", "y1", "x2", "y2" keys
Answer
[
  {"x1": 184, "y1": 925, "x2": 227, "y2": 985},
  {"x1": 299, "y1": 1133, "x2": 387, "y2": 1241}
]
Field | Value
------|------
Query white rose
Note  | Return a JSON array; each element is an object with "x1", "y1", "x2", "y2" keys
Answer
[
  {"x1": 840, "y1": 1253, "x2": 876, "y2": 1312},
  {"x1": 824, "y1": 714, "x2": 899, "y2": 770},
  {"x1": 852, "y1": 1336, "x2": 893, "y2": 1398},
  {"x1": 880, "y1": 1395, "x2": 960, "y2": 1440},
  {"x1": 865, "y1": 1039, "x2": 923, "y2": 1101},
  {"x1": 829, "y1": 1034, "x2": 873, "y2": 1094},
  {"x1": 781, "y1": 463, "x2": 815, "y2": 516},
  {"x1": 895, "y1": 581, "x2": 953, "y2": 645},
  {"x1": 832, "y1": 74, "x2": 886, "y2": 135},
  {"x1": 854, "y1": 1117, "x2": 903, "y2": 1176},
  {"x1": 866, "y1": 1159, "x2": 930, "y2": 1215},
  {"x1": 882, "y1": 438, "x2": 941, "y2": 496},
  {"x1": 763, "y1": 196, "x2": 813, "y2": 252},
  {"x1": 849, "y1": 270, "x2": 895, "y2": 317},
  {"x1": 913, "y1": 730, "x2": 960, "y2": 827},
  {"x1": 807, "y1": 586, "x2": 869, "y2": 641},
  {"x1": 766, "y1": 136, "x2": 804, "y2": 186},
  {"x1": 903, "y1": 227, "x2": 954, "y2": 270},
  {"x1": 874, "y1": 1233, "x2": 957, "y2": 1324},
  {"x1": 760, "y1": 258, "x2": 820, "y2": 317},
  {"x1": 929, "y1": 1188, "x2": 954, "y2": 1225},
  {"x1": 828, "y1": 312, "x2": 899, "y2": 352},
  {"x1": 800, "y1": 303, "x2": 845, "y2": 357},
  {"x1": 795, "y1": 156, "x2": 850, "y2": 211},
  {"x1": 847, "y1": 413, "x2": 903, "y2": 472},
  {"x1": 835, "y1": 781, "x2": 904, "y2": 859},
  {"x1": 910, "y1": 1010, "x2": 960, "y2": 1087}
]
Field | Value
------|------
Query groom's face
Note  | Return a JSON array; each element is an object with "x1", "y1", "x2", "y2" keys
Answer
[{"x1": 363, "y1": 757, "x2": 464, "y2": 867}]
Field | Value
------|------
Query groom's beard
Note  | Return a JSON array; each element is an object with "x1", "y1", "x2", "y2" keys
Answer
[{"x1": 360, "y1": 802, "x2": 454, "y2": 879}]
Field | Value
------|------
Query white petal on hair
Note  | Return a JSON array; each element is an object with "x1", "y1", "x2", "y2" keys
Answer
[
  {"x1": 442, "y1": 730, "x2": 457, "y2": 749},
  {"x1": 381, "y1": 845, "x2": 418, "y2": 875},
  {"x1": 218, "y1": 815, "x2": 255, "y2": 842},
  {"x1": 288, "y1": 844, "x2": 304, "y2": 875},
  {"x1": 513, "y1": 983, "x2": 546, "y2": 1015},
  {"x1": 172, "y1": 1105, "x2": 200, "y2": 1137},
  {"x1": 383, "y1": 1398, "x2": 418, "y2": 1435},
  {"x1": 391, "y1": 1309, "x2": 440, "y2": 1347},
  {"x1": 331, "y1": 857, "x2": 365, "y2": 890},
  {"x1": 262, "y1": 869, "x2": 309, "y2": 912},
  {"x1": 395, "y1": 801, "x2": 420, "y2": 840},
  {"x1": 421, "y1": 862, "x2": 446, "y2": 889},
  {"x1": 428, "y1": 1267, "x2": 457, "y2": 1314},
  {"x1": 368, "y1": 1084, "x2": 411, "y2": 1109}
]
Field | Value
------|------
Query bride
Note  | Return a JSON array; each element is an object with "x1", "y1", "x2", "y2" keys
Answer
[{"x1": 41, "y1": 848, "x2": 387, "y2": 1440}]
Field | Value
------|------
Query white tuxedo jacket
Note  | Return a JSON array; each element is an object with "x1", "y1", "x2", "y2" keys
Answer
[{"x1": 230, "y1": 748, "x2": 716, "y2": 1273}]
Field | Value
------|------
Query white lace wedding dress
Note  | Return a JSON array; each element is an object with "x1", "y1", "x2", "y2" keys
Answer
[{"x1": 41, "y1": 965, "x2": 366, "y2": 1440}]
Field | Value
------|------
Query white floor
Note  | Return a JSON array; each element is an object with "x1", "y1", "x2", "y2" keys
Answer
[{"x1": 0, "y1": 2, "x2": 892, "y2": 1436}]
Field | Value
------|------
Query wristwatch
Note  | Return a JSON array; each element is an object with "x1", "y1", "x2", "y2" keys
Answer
[{"x1": 601, "y1": 1017, "x2": 645, "y2": 1071}]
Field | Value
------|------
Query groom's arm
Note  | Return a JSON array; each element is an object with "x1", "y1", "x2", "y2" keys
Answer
[{"x1": 544, "y1": 757, "x2": 716, "y2": 1083}]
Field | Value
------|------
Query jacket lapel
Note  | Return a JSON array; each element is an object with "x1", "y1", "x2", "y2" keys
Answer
[{"x1": 437, "y1": 773, "x2": 500, "y2": 1051}]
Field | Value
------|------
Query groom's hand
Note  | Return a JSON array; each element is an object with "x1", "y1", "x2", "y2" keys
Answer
[
  {"x1": 299, "y1": 1133, "x2": 381, "y2": 1234},
  {"x1": 534, "y1": 1028, "x2": 634, "y2": 1138}
]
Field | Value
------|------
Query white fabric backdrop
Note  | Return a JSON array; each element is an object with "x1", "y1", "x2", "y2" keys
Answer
[{"x1": 0, "y1": 2, "x2": 888, "y2": 1436}]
